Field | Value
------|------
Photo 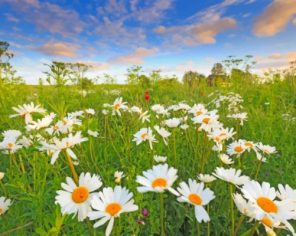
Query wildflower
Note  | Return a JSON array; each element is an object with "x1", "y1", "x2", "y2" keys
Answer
[
  {"x1": 213, "y1": 167, "x2": 249, "y2": 186},
  {"x1": 151, "y1": 104, "x2": 169, "y2": 116},
  {"x1": 0, "y1": 172, "x2": 4, "y2": 180},
  {"x1": 164, "y1": 118, "x2": 180, "y2": 128},
  {"x1": 189, "y1": 104, "x2": 207, "y2": 117},
  {"x1": 144, "y1": 91, "x2": 150, "y2": 101},
  {"x1": 10, "y1": 102, "x2": 46, "y2": 124},
  {"x1": 197, "y1": 174, "x2": 216, "y2": 183},
  {"x1": 132, "y1": 128, "x2": 157, "y2": 149},
  {"x1": 88, "y1": 130, "x2": 99, "y2": 138},
  {"x1": 227, "y1": 140, "x2": 246, "y2": 157},
  {"x1": 241, "y1": 181, "x2": 295, "y2": 220},
  {"x1": 0, "y1": 197, "x2": 11, "y2": 215},
  {"x1": 55, "y1": 172, "x2": 102, "y2": 221},
  {"x1": 0, "y1": 130, "x2": 22, "y2": 154},
  {"x1": 26, "y1": 112, "x2": 55, "y2": 131},
  {"x1": 139, "y1": 111, "x2": 150, "y2": 123},
  {"x1": 256, "y1": 143, "x2": 277, "y2": 155},
  {"x1": 277, "y1": 184, "x2": 296, "y2": 204},
  {"x1": 192, "y1": 111, "x2": 220, "y2": 132},
  {"x1": 114, "y1": 171, "x2": 125, "y2": 184},
  {"x1": 112, "y1": 97, "x2": 128, "y2": 116},
  {"x1": 40, "y1": 132, "x2": 88, "y2": 164},
  {"x1": 177, "y1": 179, "x2": 215, "y2": 223},
  {"x1": 219, "y1": 154, "x2": 234, "y2": 165},
  {"x1": 153, "y1": 155, "x2": 167, "y2": 163},
  {"x1": 153, "y1": 125, "x2": 171, "y2": 145},
  {"x1": 136, "y1": 164, "x2": 179, "y2": 195},
  {"x1": 85, "y1": 109, "x2": 95, "y2": 115},
  {"x1": 227, "y1": 112, "x2": 248, "y2": 126},
  {"x1": 142, "y1": 208, "x2": 149, "y2": 217},
  {"x1": 88, "y1": 186, "x2": 138, "y2": 236}
]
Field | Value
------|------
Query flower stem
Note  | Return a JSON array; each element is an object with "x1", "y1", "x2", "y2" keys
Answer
[
  {"x1": 160, "y1": 193, "x2": 165, "y2": 236},
  {"x1": 229, "y1": 184, "x2": 235, "y2": 236},
  {"x1": 207, "y1": 205, "x2": 210, "y2": 236},
  {"x1": 65, "y1": 151, "x2": 79, "y2": 184},
  {"x1": 234, "y1": 215, "x2": 245, "y2": 236}
]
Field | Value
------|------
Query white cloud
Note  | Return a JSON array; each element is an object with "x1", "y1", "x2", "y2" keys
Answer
[{"x1": 253, "y1": 0, "x2": 296, "y2": 37}]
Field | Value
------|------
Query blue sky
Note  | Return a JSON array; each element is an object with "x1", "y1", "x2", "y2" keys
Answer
[{"x1": 0, "y1": 0, "x2": 296, "y2": 83}]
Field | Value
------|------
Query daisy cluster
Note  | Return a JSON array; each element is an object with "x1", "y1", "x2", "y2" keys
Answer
[{"x1": 0, "y1": 92, "x2": 295, "y2": 235}]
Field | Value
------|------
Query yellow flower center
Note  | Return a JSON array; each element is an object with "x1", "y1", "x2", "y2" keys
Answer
[
  {"x1": 114, "y1": 103, "x2": 120, "y2": 110},
  {"x1": 196, "y1": 111, "x2": 203, "y2": 116},
  {"x1": 0, "y1": 208, "x2": 3, "y2": 214},
  {"x1": 261, "y1": 217, "x2": 273, "y2": 227},
  {"x1": 188, "y1": 193, "x2": 202, "y2": 205},
  {"x1": 106, "y1": 203, "x2": 122, "y2": 216},
  {"x1": 141, "y1": 133, "x2": 148, "y2": 140},
  {"x1": 202, "y1": 117, "x2": 210, "y2": 124},
  {"x1": 6, "y1": 143, "x2": 14, "y2": 149},
  {"x1": 256, "y1": 197, "x2": 278, "y2": 213},
  {"x1": 152, "y1": 178, "x2": 167, "y2": 188},
  {"x1": 245, "y1": 142, "x2": 253, "y2": 148},
  {"x1": 234, "y1": 146, "x2": 243, "y2": 153},
  {"x1": 71, "y1": 186, "x2": 89, "y2": 203}
]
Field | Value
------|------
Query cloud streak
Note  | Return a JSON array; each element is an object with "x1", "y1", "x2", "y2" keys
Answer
[{"x1": 253, "y1": 0, "x2": 296, "y2": 37}]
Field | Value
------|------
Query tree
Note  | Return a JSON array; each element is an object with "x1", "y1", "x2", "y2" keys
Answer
[
  {"x1": 182, "y1": 71, "x2": 206, "y2": 87},
  {"x1": 207, "y1": 63, "x2": 226, "y2": 86},
  {"x1": 68, "y1": 62, "x2": 91, "y2": 85},
  {"x1": 103, "y1": 73, "x2": 117, "y2": 84},
  {"x1": 0, "y1": 41, "x2": 24, "y2": 85},
  {"x1": 43, "y1": 61, "x2": 71, "y2": 86}
]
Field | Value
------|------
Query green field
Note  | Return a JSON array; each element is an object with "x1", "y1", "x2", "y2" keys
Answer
[{"x1": 0, "y1": 78, "x2": 295, "y2": 236}]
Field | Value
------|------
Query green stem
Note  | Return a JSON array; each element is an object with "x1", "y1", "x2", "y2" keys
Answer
[
  {"x1": 65, "y1": 151, "x2": 79, "y2": 184},
  {"x1": 234, "y1": 215, "x2": 245, "y2": 236},
  {"x1": 229, "y1": 184, "x2": 235, "y2": 236},
  {"x1": 160, "y1": 193, "x2": 165, "y2": 236},
  {"x1": 207, "y1": 205, "x2": 210, "y2": 236},
  {"x1": 254, "y1": 159, "x2": 263, "y2": 180}
]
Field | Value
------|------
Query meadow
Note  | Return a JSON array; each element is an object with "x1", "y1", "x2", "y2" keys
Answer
[{"x1": 0, "y1": 77, "x2": 295, "y2": 236}]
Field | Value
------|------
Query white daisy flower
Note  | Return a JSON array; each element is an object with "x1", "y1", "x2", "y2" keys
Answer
[
  {"x1": 0, "y1": 197, "x2": 12, "y2": 215},
  {"x1": 88, "y1": 186, "x2": 138, "y2": 236},
  {"x1": 136, "y1": 164, "x2": 179, "y2": 195},
  {"x1": 164, "y1": 118, "x2": 181, "y2": 128},
  {"x1": 0, "y1": 130, "x2": 23, "y2": 154},
  {"x1": 227, "y1": 140, "x2": 246, "y2": 156},
  {"x1": 132, "y1": 128, "x2": 157, "y2": 149},
  {"x1": 213, "y1": 167, "x2": 250, "y2": 186},
  {"x1": 188, "y1": 104, "x2": 207, "y2": 117},
  {"x1": 114, "y1": 171, "x2": 125, "y2": 184},
  {"x1": 112, "y1": 97, "x2": 128, "y2": 116},
  {"x1": 241, "y1": 181, "x2": 296, "y2": 221},
  {"x1": 153, "y1": 125, "x2": 171, "y2": 145},
  {"x1": 153, "y1": 155, "x2": 167, "y2": 163},
  {"x1": 40, "y1": 132, "x2": 88, "y2": 164},
  {"x1": 26, "y1": 112, "x2": 55, "y2": 131},
  {"x1": 197, "y1": 174, "x2": 216, "y2": 183},
  {"x1": 55, "y1": 172, "x2": 102, "y2": 221},
  {"x1": 256, "y1": 143, "x2": 277, "y2": 155},
  {"x1": 277, "y1": 184, "x2": 296, "y2": 204},
  {"x1": 177, "y1": 179, "x2": 215, "y2": 223},
  {"x1": 151, "y1": 104, "x2": 169, "y2": 116},
  {"x1": 233, "y1": 193, "x2": 256, "y2": 217},
  {"x1": 88, "y1": 130, "x2": 99, "y2": 138},
  {"x1": 219, "y1": 154, "x2": 234, "y2": 165},
  {"x1": 10, "y1": 102, "x2": 46, "y2": 124}
]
